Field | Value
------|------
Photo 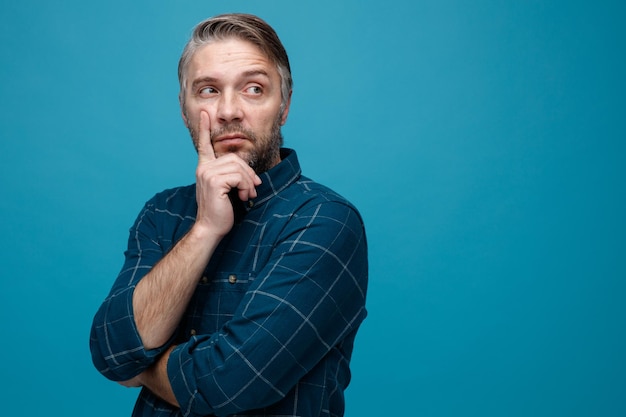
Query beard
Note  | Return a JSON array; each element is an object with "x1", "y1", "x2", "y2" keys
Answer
[{"x1": 189, "y1": 116, "x2": 284, "y2": 174}]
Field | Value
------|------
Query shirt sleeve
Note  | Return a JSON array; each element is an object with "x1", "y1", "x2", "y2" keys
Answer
[
  {"x1": 167, "y1": 200, "x2": 368, "y2": 417},
  {"x1": 89, "y1": 198, "x2": 172, "y2": 381}
]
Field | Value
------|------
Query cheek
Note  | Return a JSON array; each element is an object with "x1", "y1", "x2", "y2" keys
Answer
[
  {"x1": 182, "y1": 103, "x2": 194, "y2": 126},
  {"x1": 183, "y1": 104, "x2": 210, "y2": 129},
  {"x1": 185, "y1": 113, "x2": 199, "y2": 130},
  {"x1": 254, "y1": 106, "x2": 282, "y2": 129}
]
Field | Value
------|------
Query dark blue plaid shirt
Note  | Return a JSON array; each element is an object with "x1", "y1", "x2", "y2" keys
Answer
[{"x1": 90, "y1": 149, "x2": 368, "y2": 417}]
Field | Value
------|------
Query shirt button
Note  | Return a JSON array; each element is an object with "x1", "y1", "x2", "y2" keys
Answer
[
  {"x1": 201, "y1": 276, "x2": 208, "y2": 284},
  {"x1": 190, "y1": 329, "x2": 196, "y2": 336},
  {"x1": 247, "y1": 200, "x2": 254, "y2": 208},
  {"x1": 228, "y1": 274, "x2": 237, "y2": 284}
]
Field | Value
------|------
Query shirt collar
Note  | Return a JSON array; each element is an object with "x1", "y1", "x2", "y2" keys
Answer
[{"x1": 245, "y1": 148, "x2": 301, "y2": 211}]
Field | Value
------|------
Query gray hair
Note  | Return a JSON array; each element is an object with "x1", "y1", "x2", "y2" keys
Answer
[{"x1": 178, "y1": 13, "x2": 293, "y2": 116}]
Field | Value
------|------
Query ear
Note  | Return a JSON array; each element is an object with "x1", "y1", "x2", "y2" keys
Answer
[
  {"x1": 180, "y1": 96, "x2": 189, "y2": 128},
  {"x1": 280, "y1": 90, "x2": 293, "y2": 126},
  {"x1": 181, "y1": 109, "x2": 189, "y2": 128}
]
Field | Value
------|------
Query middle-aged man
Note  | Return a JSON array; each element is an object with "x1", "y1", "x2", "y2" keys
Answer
[{"x1": 90, "y1": 13, "x2": 368, "y2": 417}]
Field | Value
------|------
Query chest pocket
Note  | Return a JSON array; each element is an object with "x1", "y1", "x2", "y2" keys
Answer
[{"x1": 185, "y1": 271, "x2": 255, "y2": 336}]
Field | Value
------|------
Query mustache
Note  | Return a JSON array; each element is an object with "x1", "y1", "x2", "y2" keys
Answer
[{"x1": 210, "y1": 124, "x2": 257, "y2": 143}]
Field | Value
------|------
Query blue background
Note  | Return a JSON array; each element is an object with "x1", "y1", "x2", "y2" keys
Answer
[{"x1": 1, "y1": 1, "x2": 624, "y2": 415}]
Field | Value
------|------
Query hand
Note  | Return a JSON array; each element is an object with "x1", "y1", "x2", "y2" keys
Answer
[{"x1": 194, "y1": 111, "x2": 262, "y2": 237}]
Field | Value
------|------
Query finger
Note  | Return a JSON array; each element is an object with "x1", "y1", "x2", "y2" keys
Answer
[
  {"x1": 218, "y1": 164, "x2": 259, "y2": 200},
  {"x1": 228, "y1": 155, "x2": 262, "y2": 187},
  {"x1": 227, "y1": 153, "x2": 262, "y2": 186},
  {"x1": 197, "y1": 111, "x2": 215, "y2": 162},
  {"x1": 238, "y1": 185, "x2": 257, "y2": 201}
]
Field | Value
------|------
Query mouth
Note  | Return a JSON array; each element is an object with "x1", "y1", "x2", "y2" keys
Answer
[{"x1": 213, "y1": 133, "x2": 251, "y2": 148}]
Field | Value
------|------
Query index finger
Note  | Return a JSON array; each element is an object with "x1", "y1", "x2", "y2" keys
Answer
[{"x1": 197, "y1": 111, "x2": 216, "y2": 162}]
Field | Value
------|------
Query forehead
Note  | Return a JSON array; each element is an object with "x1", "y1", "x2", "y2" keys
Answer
[{"x1": 187, "y1": 38, "x2": 276, "y2": 80}]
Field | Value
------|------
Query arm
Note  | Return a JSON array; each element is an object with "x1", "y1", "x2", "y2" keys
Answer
[
  {"x1": 90, "y1": 111, "x2": 261, "y2": 378},
  {"x1": 165, "y1": 201, "x2": 368, "y2": 416},
  {"x1": 131, "y1": 224, "x2": 218, "y2": 350},
  {"x1": 119, "y1": 345, "x2": 179, "y2": 407},
  {"x1": 134, "y1": 111, "x2": 261, "y2": 349}
]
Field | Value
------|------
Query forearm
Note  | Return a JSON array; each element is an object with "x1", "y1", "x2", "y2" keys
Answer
[
  {"x1": 140, "y1": 346, "x2": 179, "y2": 407},
  {"x1": 166, "y1": 203, "x2": 369, "y2": 416},
  {"x1": 119, "y1": 345, "x2": 179, "y2": 406},
  {"x1": 133, "y1": 224, "x2": 222, "y2": 349}
]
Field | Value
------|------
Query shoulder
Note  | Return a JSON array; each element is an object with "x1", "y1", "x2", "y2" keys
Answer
[
  {"x1": 285, "y1": 176, "x2": 365, "y2": 232},
  {"x1": 276, "y1": 176, "x2": 368, "y2": 271},
  {"x1": 146, "y1": 184, "x2": 196, "y2": 208},
  {"x1": 296, "y1": 176, "x2": 358, "y2": 209},
  {"x1": 138, "y1": 184, "x2": 197, "y2": 223},
  {"x1": 130, "y1": 184, "x2": 197, "y2": 240}
]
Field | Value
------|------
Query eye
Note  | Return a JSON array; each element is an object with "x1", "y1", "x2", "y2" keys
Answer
[
  {"x1": 198, "y1": 86, "x2": 217, "y2": 96},
  {"x1": 245, "y1": 85, "x2": 263, "y2": 95}
]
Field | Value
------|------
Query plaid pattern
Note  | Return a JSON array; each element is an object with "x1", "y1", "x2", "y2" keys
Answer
[{"x1": 90, "y1": 149, "x2": 368, "y2": 417}]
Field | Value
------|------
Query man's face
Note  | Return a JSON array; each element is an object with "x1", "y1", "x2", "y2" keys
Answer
[{"x1": 181, "y1": 38, "x2": 290, "y2": 173}]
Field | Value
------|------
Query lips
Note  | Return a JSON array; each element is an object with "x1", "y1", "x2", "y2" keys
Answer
[
  {"x1": 214, "y1": 135, "x2": 249, "y2": 148},
  {"x1": 215, "y1": 133, "x2": 249, "y2": 142},
  {"x1": 211, "y1": 125, "x2": 256, "y2": 150}
]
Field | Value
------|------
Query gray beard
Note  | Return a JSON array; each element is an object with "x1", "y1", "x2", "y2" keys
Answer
[{"x1": 189, "y1": 118, "x2": 284, "y2": 174}]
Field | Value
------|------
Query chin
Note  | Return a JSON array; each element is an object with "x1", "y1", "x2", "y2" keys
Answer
[{"x1": 218, "y1": 147, "x2": 255, "y2": 166}]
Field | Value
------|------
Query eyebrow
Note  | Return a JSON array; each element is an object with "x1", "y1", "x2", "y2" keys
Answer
[
  {"x1": 241, "y1": 69, "x2": 271, "y2": 79},
  {"x1": 191, "y1": 76, "x2": 218, "y2": 91},
  {"x1": 190, "y1": 69, "x2": 271, "y2": 91}
]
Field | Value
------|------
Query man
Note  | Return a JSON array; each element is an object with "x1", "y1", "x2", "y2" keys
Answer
[{"x1": 90, "y1": 13, "x2": 368, "y2": 417}]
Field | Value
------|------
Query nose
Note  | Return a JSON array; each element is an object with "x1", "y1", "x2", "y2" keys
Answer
[{"x1": 216, "y1": 90, "x2": 243, "y2": 124}]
